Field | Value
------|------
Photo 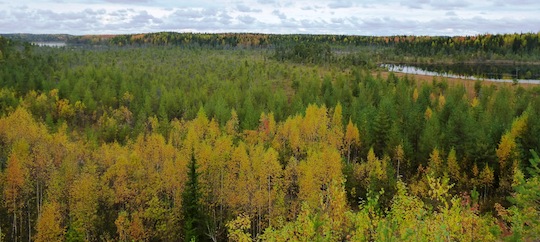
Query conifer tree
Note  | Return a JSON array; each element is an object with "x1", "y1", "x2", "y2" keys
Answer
[{"x1": 182, "y1": 151, "x2": 204, "y2": 241}]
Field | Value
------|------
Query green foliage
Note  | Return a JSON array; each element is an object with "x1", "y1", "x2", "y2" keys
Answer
[
  {"x1": 226, "y1": 213, "x2": 252, "y2": 242},
  {"x1": 182, "y1": 152, "x2": 204, "y2": 242},
  {"x1": 500, "y1": 150, "x2": 540, "y2": 240},
  {"x1": 0, "y1": 35, "x2": 538, "y2": 241},
  {"x1": 274, "y1": 42, "x2": 333, "y2": 64},
  {"x1": 65, "y1": 225, "x2": 84, "y2": 242}
]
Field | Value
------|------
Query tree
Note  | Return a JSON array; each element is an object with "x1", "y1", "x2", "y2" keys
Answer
[
  {"x1": 446, "y1": 148, "x2": 461, "y2": 186},
  {"x1": 427, "y1": 148, "x2": 444, "y2": 177},
  {"x1": 3, "y1": 140, "x2": 30, "y2": 242},
  {"x1": 343, "y1": 119, "x2": 360, "y2": 164},
  {"x1": 372, "y1": 99, "x2": 392, "y2": 156},
  {"x1": 478, "y1": 164, "x2": 494, "y2": 202},
  {"x1": 225, "y1": 109, "x2": 240, "y2": 138},
  {"x1": 182, "y1": 151, "x2": 204, "y2": 241},
  {"x1": 496, "y1": 110, "x2": 528, "y2": 193},
  {"x1": 394, "y1": 144, "x2": 405, "y2": 180},
  {"x1": 498, "y1": 150, "x2": 540, "y2": 240},
  {"x1": 226, "y1": 213, "x2": 252, "y2": 242},
  {"x1": 35, "y1": 201, "x2": 64, "y2": 242},
  {"x1": 69, "y1": 165, "x2": 100, "y2": 241}
]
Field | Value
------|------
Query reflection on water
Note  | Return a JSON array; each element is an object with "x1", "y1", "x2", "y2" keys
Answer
[
  {"x1": 382, "y1": 63, "x2": 540, "y2": 84},
  {"x1": 32, "y1": 42, "x2": 66, "y2": 47}
]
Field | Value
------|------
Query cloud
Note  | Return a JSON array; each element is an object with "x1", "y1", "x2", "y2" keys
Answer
[
  {"x1": 401, "y1": 0, "x2": 431, "y2": 9},
  {"x1": 331, "y1": 18, "x2": 344, "y2": 24},
  {"x1": 0, "y1": 0, "x2": 538, "y2": 36},
  {"x1": 430, "y1": 0, "x2": 470, "y2": 10},
  {"x1": 488, "y1": 0, "x2": 538, "y2": 6},
  {"x1": 328, "y1": 0, "x2": 353, "y2": 9},
  {"x1": 272, "y1": 10, "x2": 287, "y2": 20},
  {"x1": 104, "y1": 0, "x2": 151, "y2": 3},
  {"x1": 237, "y1": 15, "x2": 256, "y2": 24},
  {"x1": 169, "y1": 9, "x2": 205, "y2": 19},
  {"x1": 257, "y1": 0, "x2": 275, "y2": 4},
  {"x1": 236, "y1": 4, "x2": 262, "y2": 13},
  {"x1": 218, "y1": 12, "x2": 232, "y2": 25},
  {"x1": 129, "y1": 10, "x2": 161, "y2": 26}
]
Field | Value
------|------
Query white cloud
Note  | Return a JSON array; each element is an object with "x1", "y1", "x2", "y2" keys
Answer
[{"x1": 0, "y1": 0, "x2": 538, "y2": 35}]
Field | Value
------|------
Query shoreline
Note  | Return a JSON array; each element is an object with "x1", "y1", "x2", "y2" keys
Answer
[
  {"x1": 379, "y1": 60, "x2": 540, "y2": 66},
  {"x1": 376, "y1": 71, "x2": 537, "y2": 88}
]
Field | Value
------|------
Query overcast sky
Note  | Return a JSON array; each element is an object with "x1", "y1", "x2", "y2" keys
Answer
[{"x1": 0, "y1": 0, "x2": 539, "y2": 36}]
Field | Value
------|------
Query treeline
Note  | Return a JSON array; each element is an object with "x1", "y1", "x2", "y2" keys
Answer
[
  {"x1": 74, "y1": 32, "x2": 540, "y2": 63},
  {"x1": 392, "y1": 33, "x2": 540, "y2": 61},
  {"x1": 78, "y1": 32, "x2": 540, "y2": 56},
  {"x1": 0, "y1": 34, "x2": 70, "y2": 43},
  {"x1": 0, "y1": 37, "x2": 539, "y2": 241},
  {"x1": 4, "y1": 32, "x2": 540, "y2": 62}
]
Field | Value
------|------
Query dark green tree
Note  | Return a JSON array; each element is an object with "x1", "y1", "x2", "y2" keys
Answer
[
  {"x1": 182, "y1": 151, "x2": 204, "y2": 241},
  {"x1": 372, "y1": 97, "x2": 393, "y2": 156}
]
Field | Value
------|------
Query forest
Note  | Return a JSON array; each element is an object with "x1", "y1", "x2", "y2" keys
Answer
[{"x1": 0, "y1": 33, "x2": 539, "y2": 241}]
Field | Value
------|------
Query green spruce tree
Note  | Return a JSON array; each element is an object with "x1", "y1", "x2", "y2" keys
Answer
[{"x1": 182, "y1": 151, "x2": 203, "y2": 241}]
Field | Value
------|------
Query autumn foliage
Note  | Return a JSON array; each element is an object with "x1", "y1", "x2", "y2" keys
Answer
[{"x1": 0, "y1": 34, "x2": 539, "y2": 241}]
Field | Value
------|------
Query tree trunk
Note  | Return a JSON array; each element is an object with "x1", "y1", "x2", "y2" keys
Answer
[
  {"x1": 396, "y1": 159, "x2": 400, "y2": 180},
  {"x1": 268, "y1": 176, "x2": 271, "y2": 225},
  {"x1": 28, "y1": 209, "x2": 31, "y2": 242},
  {"x1": 347, "y1": 148, "x2": 351, "y2": 164},
  {"x1": 12, "y1": 212, "x2": 17, "y2": 242}
]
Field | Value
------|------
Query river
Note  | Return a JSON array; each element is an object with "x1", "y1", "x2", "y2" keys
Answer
[
  {"x1": 382, "y1": 63, "x2": 540, "y2": 85},
  {"x1": 32, "y1": 42, "x2": 67, "y2": 47}
]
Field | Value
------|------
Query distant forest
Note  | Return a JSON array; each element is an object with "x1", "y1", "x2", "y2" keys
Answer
[
  {"x1": 4, "y1": 32, "x2": 540, "y2": 62},
  {"x1": 0, "y1": 33, "x2": 539, "y2": 241}
]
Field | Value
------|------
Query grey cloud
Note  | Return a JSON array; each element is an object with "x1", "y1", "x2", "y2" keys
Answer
[
  {"x1": 426, "y1": 16, "x2": 540, "y2": 34},
  {"x1": 301, "y1": 5, "x2": 324, "y2": 11},
  {"x1": 0, "y1": 1, "x2": 538, "y2": 36},
  {"x1": 346, "y1": 16, "x2": 540, "y2": 36},
  {"x1": 280, "y1": 19, "x2": 300, "y2": 28},
  {"x1": 401, "y1": 0, "x2": 430, "y2": 9},
  {"x1": 218, "y1": 12, "x2": 232, "y2": 25},
  {"x1": 257, "y1": 0, "x2": 275, "y2": 4},
  {"x1": 331, "y1": 18, "x2": 344, "y2": 24},
  {"x1": 84, "y1": 8, "x2": 106, "y2": 16},
  {"x1": 104, "y1": 0, "x2": 151, "y2": 3},
  {"x1": 237, "y1": 4, "x2": 262, "y2": 13},
  {"x1": 328, "y1": 0, "x2": 353, "y2": 9},
  {"x1": 430, "y1": 0, "x2": 470, "y2": 10},
  {"x1": 489, "y1": 0, "x2": 539, "y2": 6},
  {"x1": 169, "y1": 9, "x2": 205, "y2": 19},
  {"x1": 129, "y1": 10, "x2": 162, "y2": 27},
  {"x1": 272, "y1": 10, "x2": 286, "y2": 20},
  {"x1": 162, "y1": 8, "x2": 230, "y2": 31},
  {"x1": 237, "y1": 15, "x2": 256, "y2": 24}
]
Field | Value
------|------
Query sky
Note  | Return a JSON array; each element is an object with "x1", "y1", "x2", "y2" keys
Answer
[{"x1": 0, "y1": 0, "x2": 539, "y2": 36}]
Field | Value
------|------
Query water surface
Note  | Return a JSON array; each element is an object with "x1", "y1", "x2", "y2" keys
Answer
[
  {"x1": 32, "y1": 42, "x2": 66, "y2": 47},
  {"x1": 382, "y1": 63, "x2": 540, "y2": 84}
]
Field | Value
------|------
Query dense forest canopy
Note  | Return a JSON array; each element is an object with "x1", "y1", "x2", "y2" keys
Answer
[
  {"x1": 4, "y1": 31, "x2": 540, "y2": 62},
  {"x1": 0, "y1": 33, "x2": 539, "y2": 241}
]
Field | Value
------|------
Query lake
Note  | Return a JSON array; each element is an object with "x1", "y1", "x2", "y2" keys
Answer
[
  {"x1": 32, "y1": 42, "x2": 66, "y2": 47},
  {"x1": 382, "y1": 63, "x2": 540, "y2": 84}
]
